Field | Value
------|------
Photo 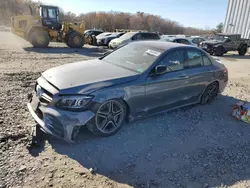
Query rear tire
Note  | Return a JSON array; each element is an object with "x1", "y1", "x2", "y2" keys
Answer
[
  {"x1": 87, "y1": 99, "x2": 127, "y2": 137},
  {"x1": 67, "y1": 32, "x2": 84, "y2": 48},
  {"x1": 238, "y1": 45, "x2": 248, "y2": 56},
  {"x1": 214, "y1": 46, "x2": 224, "y2": 56},
  {"x1": 200, "y1": 82, "x2": 219, "y2": 104},
  {"x1": 29, "y1": 30, "x2": 49, "y2": 48}
]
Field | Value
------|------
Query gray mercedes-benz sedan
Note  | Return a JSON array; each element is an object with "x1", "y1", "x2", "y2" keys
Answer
[{"x1": 27, "y1": 41, "x2": 228, "y2": 142}]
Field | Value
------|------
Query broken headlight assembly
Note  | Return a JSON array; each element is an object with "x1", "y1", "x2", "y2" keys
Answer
[{"x1": 56, "y1": 95, "x2": 94, "y2": 111}]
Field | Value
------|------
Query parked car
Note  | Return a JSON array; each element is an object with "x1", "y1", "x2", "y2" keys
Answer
[
  {"x1": 189, "y1": 37, "x2": 205, "y2": 46},
  {"x1": 27, "y1": 41, "x2": 228, "y2": 142},
  {"x1": 109, "y1": 32, "x2": 160, "y2": 49},
  {"x1": 97, "y1": 32, "x2": 124, "y2": 46},
  {"x1": 161, "y1": 37, "x2": 197, "y2": 46},
  {"x1": 200, "y1": 33, "x2": 250, "y2": 56},
  {"x1": 84, "y1": 29, "x2": 104, "y2": 45}
]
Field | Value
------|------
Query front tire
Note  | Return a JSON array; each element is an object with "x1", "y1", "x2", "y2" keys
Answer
[
  {"x1": 67, "y1": 32, "x2": 84, "y2": 48},
  {"x1": 200, "y1": 82, "x2": 219, "y2": 104},
  {"x1": 238, "y1": 45, "x2": 248, "y2": 56},
  {"x1": 87, "y1": 99, "x2": 127, "y2": 136}
]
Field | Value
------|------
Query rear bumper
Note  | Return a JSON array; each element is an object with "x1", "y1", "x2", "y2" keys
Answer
[{"x1": 27, "y1": 99, "x2": 95, "y2": 142}]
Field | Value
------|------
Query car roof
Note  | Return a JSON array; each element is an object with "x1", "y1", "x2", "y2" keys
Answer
[{"x1": 132, "y1": 41, "x2": 195, "y2": 51}]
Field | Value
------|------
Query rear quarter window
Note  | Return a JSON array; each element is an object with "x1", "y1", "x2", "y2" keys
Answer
[{"x1": 186, "y1": 50, "x2": 203, "y2": 68}]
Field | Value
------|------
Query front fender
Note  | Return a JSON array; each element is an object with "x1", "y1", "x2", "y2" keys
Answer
[{"x1": 92, "y1": 88, "x2": 129, "y2": 103}]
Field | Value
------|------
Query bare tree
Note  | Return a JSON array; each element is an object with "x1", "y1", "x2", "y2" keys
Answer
[{"x1": 0, "y1": 0, "x2": 212, "y2": 35}]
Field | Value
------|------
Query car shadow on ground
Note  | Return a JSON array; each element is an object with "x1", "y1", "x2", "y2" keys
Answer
[
  {"x1": 41, "y1": 95, "x2": 250, "y2": 187},
  {"x1": 23, "y1": 45, "x2": 108, "y2": 57}
]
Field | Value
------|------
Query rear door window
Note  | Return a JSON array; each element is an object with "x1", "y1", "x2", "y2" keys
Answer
[
  {"x1": 202, "y1": 54, "x2": 212, "y2": 66},
  {"x1": 180, "y1": 39, "x2": 190, "y2": 45},
  {"x1": 143, "y1": 33, "x2": 151, "y2": 39},
  {"x1": 186, "y1": 49, "x2": 203, "y2": 68},
  {"x1": 133, "y1": 33, "x2": 143, "y2": 40}
]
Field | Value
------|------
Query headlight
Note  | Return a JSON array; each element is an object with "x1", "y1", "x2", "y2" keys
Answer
[{"x1": 56, "y1": 95, "x2": 93, "y2": 110}]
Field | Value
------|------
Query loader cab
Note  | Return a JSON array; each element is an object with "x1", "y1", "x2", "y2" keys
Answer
[{"x1": 40, "y1": 5, "x2": 62, "y2": 30}]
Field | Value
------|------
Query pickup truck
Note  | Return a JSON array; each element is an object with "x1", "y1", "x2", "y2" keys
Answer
[{"x1": 200, "y1": 33, "x2": 250, "y2": 56}]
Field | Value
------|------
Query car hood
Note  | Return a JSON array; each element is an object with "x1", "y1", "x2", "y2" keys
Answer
[
  {"x1": 42, "y1": 59, "x2": 140, "y2": 94},
  {"x1": 203, "y1": 40, "x2": 223, "y2": 45}
]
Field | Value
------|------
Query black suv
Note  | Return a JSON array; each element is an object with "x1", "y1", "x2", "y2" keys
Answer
[{"x1": 200, "y1": 33, "x2": 250, "y2": 56}]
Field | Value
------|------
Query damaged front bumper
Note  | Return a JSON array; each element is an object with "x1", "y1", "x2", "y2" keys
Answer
[{"x1": 27, "y1": 95, "x2": 95, "y2": 143}]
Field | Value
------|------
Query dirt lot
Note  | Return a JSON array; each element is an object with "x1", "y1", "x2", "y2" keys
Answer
[{"x1": 1, "y1": 31, "x2": 250, "y2": 188}]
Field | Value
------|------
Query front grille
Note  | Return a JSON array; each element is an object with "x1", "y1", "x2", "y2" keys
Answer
[{"x1": 35, "y1": 83, "x2": 53, "y2": 105}]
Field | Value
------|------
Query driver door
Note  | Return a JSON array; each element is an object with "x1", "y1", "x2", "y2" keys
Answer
[{"x1": 145, "y1": 49, "x2": 191, "y2": 113}]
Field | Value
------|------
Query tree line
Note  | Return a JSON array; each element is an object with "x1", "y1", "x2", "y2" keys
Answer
[{"x1": 0, "y1": 0, "x2": 217, "y2": 35}]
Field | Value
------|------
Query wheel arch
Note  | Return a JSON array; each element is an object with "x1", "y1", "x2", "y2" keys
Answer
[
  {"x1": 200, "y1": 80, "x2": 219, "y2": 98},
  {"x1": 91, "y1": 89, "x2": 131, "y2": 121},
  {"x1": 238, "y1": 43, "x2": 247, "y2": 50},
  {"x1": 214, "y1": 45, "x2": 225, "y2": 51}
]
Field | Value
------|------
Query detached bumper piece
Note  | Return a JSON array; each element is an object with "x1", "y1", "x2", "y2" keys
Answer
[
  {"x1": 27, "y1": 103, "x2": 64, "y2": 140},
  {"x1": 232, "y1": 101, "x2": 250, "y2": 124}
]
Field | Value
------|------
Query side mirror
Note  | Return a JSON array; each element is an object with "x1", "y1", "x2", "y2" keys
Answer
[{"x1": 155, "y1": 65, "x2": 167, "y2": 75}]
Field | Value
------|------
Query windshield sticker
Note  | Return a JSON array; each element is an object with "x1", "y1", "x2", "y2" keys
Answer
[{"x1": 145, "y1": 49, "x2": 161, "y2": 57}]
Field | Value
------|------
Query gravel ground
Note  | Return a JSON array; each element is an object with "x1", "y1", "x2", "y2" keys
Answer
[{"x1": 1, "y1": 31, "x2": 250, "y2": 188}]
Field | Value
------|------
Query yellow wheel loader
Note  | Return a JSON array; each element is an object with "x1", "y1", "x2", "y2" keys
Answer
[{"x1": 11, "y1": 5, "x2": 85, "y2": 48}]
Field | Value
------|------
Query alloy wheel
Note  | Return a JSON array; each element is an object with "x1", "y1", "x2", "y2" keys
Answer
[
  {"x1": 202, "y1": 83, "x2": 219, "y2": 104},
  {"x1": 95, "y1": 100, "x2": 125, "y2": 134}
]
